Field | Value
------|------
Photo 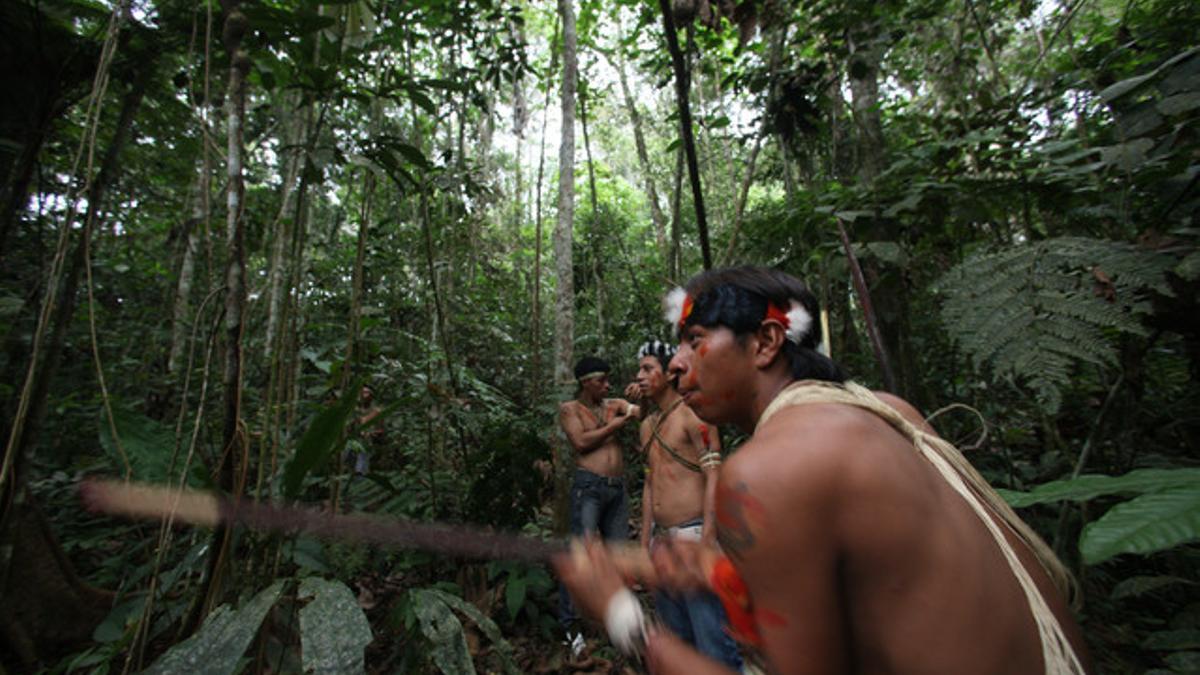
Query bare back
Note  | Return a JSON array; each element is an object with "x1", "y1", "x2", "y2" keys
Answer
[
  {"x1": 642, "y1": 403, "x2": 709, "y2": 529},
  {"x1": 716, "y1": 402, "x2": 1090, "y2": 674},
  {"x1": 560, "y1": 399, "x2": 627, "y2": 477}
]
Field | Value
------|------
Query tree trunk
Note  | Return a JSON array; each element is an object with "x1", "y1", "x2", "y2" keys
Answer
[
  {"x1": 0, "y1": 13, "x2": 145, "y2": 663},
  {"x1": 669, "y1": 146, "x2": 684, "y2": 281},
  {"x1": 610, "y1": 48, "x2": 667, "y2": 257},
  {"x1": 263, "y1": 94, "x2": 306, "y2": 362},
  {"x1": 553, "y1": 0, "x2": 577, "y2": 389},
  {"x1": 847, "y1": 35, "x2": 887, "y2": 188},
  {"x1": 719, "y1": 124, "x2": 764, "y2": 265},
  {"x1": 531, "y1": 17, "x2": 561, "y2": 402},
  {"x1": 168, "y1": 155, "x2": 210, "y2": 376},
  {"x1": 580, "y1": 83, "x2": 606, "y2": 352},
  {"x1": 2, "y1": 55, "x2": 150, "y2": 494},
  {"x1": 0, "y1": 124, "x2": 50, "y2": 261},
  {"x1": 836, "y1": 217, "x2": 898, "y2": 393},
  {"x1": 657, "y1": 0, "x2": 711, "y2": 270},
  {"x1": 189, "y1": 0, "x2": 250, "y2": 632}
]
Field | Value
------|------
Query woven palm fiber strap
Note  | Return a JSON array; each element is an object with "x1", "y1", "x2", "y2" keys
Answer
[
  {"x1": 757, "y1": 380, "x2": 1086, "y2": 675},
  {"x1": 642, "y1": 398, "x2": 701, "y2": 473}
]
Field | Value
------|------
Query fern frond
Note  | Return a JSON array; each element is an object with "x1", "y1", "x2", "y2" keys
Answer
[{"x1": 935, "y1": 236, "x2": 1173, "y2": 411}]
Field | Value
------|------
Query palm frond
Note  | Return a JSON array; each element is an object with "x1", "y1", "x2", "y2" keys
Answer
[{"x1": 936, "y1": 236, "x2": 1173, "y2": 412}]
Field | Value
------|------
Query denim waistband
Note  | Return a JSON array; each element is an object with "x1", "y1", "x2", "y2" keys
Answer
[{"x1": 574, "y1": 468, "x2": 624, "y2": 487}]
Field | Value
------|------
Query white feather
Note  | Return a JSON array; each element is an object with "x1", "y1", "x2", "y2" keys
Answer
[
  {"x1": 663, "y1": 287, "x2": 688, "y2": 327},
  {"x1": 785, "y1": 301, "x2": 812, "y2": 344}
]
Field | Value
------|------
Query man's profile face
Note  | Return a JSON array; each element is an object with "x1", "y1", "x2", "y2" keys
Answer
[
  {"x1": 635, "y1": 356, "x2": 668, "y2": 397},
  {"x1": 669, "y1": 323, "x2": 748, "y2": 424}
]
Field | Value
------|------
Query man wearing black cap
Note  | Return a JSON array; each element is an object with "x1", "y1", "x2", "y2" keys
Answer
[{"x1": 557, "y1": 355, "x2": 641, "y2": 654}]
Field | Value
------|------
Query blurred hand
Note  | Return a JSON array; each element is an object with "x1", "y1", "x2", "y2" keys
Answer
[
  {"x1": 552, "y1": 537, "x2": 630, "y2": 622},
  {"x1": 650, "y1": 538, "x2": 722, "y2": 594},
  {"x1": 645, "y1": 627, "x2": 740, "y2": 675},
  {"x1": 624, "y1": 382, "x2": 643, "y2": 400}
]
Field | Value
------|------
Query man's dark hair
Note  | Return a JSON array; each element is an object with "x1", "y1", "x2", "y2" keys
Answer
[
  {"x1": 683, "y1": 266, "x2": 846, "y2": 383},
  {"x1": 573, "y1": 355, "x2": 611, "y2": 381},
  {"x1": 636, "y1": 339, "x2": 676, "y2": 374}
]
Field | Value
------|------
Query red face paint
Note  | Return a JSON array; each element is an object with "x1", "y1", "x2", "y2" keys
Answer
[
  {"x1": 699, "y1": 424, "x2": 710, "y2": 448},
  {"x1": 722, "y1": 391, "x2": 735, "y2": 401},
  {"x1": 697, "y1": 344, "x2": 709, "y2": 357}
]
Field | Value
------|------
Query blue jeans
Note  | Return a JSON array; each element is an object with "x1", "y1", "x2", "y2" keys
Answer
[
  {"x1": 654, "y1": 587, "x2": 743, "y2": 668},
  {"x1": 653, "y1": 520, "x2": 743, "y2": 669},
  {"x1": 559, "y1": 469, "x2": 630, "y2": 628}
]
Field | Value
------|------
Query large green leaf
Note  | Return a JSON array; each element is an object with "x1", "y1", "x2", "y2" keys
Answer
[
  {"x1": 505, "y1": 575, "x2": 526, "y2": 621},
  {"x1": 99, "y1": 408, "x2": 206, "y2": 487},
  {"x1": 144, "y1": 580, "x2": 286, "y2": 675},
  {"x1": 283, "y1": 384, "x2": 360, "y2": 499},
  {"x1": 411, "y1": 589, "x2": 475, "y2": 675},
  {"x1": 1111, "y1": 575, "x2": 1196, "y2": 600},
  {"x1": 426, "y1": 588, "x2": 518, "y2": 674},
  {"x1": 1143, "y1": 629, "x2": 1200, "y2": 650},
  {"x1": 1080, "y1": 486, "x2": 1200, "y2": 565},
  {"x1": 999, "y1": 468, "x2": 1200, "y2": 507},
  {"x1": 298, "y1": 577, "x2": 373, "y2": 673}
]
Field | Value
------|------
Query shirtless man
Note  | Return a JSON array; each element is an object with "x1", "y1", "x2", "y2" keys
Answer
[
  {"x1": 635, "y1": 340, "x2": 741, "y2": 669},
  {"x1": 556, "y1": 266, "x2": 1091, "y2": 674},
  {"x1": 557, "y1": 355, "x2": 640, "y2": 652}
]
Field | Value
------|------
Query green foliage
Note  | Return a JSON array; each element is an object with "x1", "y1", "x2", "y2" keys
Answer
[
  {"x1": 1002, "y1": 468, "x2": 1200, "y2": 564},
  {"x1": 1080, "y1": 486, "x2": 1200, "y2": 565},
  {"x1": 411, "y1": 588, "x2": 474, "y2": 675},
  {"x1": 998, "y1": 468, "x2": 1200, "y2": 507},
  {"x1": 298, "y1": 577, "x2": 374, "y2": 673},
  {"x1": 283, "y1": 383, "x2": 361, "y2": 500},
  {"x1": 463, "y1": 423, "x2": 551, "y2": 530},
  {"x1": 936, "y1": 236, "x2": 1174, "y2": 412},
  {"x1": 1111, "y1": 575, "x2": 1196, "y2": 600},
  {"x1": 488, "y1": 559, "x2": 556, "y2": 625},
  {"x1": 98, "y1": 408, "x2": 207, "y2": 487},
  {"x1": 410, "y1": 587, "x2": 519, "y2": 675},
  {"x1": 144, "y1": 580, "x2": 286, "y2": 675}
]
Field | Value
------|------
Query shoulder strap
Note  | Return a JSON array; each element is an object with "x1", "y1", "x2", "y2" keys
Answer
[
  {"x1": 653, "y1": 427, "x2": 702, "y2": 473},
  {"x1": 643, "y1": 398, "x2": 702, "y2": 473},
  {"x1": 756, "y1": 381, "x2": 1085, "y2": 675}
]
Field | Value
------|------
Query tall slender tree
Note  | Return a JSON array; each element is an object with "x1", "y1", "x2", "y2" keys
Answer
[{"x1": 552, "y1": 0, "x2": 578, "y2": 388}]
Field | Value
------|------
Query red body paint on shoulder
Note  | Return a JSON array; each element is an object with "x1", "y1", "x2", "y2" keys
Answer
[
  {"x1": 699, "y1": 424, "x2": 710, "y2": 447},
  {"x1": 755, "y1": 608, "x2": 788, "y2": 627}
]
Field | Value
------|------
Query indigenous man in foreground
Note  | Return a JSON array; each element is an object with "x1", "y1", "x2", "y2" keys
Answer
[
  {"x1": 557, "y1": 355, "x2": 641, "y2": 654},
  {"x1": 635, "y1": 339, "x2": 742, "y2": 669},
  {"x1": 556, "y1": 267, "x2": 1091, "y2": 674}
]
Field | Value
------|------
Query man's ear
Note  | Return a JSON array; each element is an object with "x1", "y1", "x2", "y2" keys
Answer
[{"x1": 751, "y1": 321, "x2": 787, "y2": 369}]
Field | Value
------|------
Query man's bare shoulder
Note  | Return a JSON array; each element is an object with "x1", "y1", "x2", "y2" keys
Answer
[
  {"x1": 724, "y1": 406, "x2": 854, "y2": 495},
  {"x1": 674, "y1": 402, "x2": 704, "y2": 428},
  {"x1": 871, "y1": 390, "x2": 936, "y2": 435},
  {"x1": 730, "y1": 402, "x2": 918, "y2": 503}
]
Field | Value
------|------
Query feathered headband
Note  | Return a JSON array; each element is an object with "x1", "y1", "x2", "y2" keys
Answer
[{"x1": 663, "y1": 287, "x2": 813, "y2": 345}]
